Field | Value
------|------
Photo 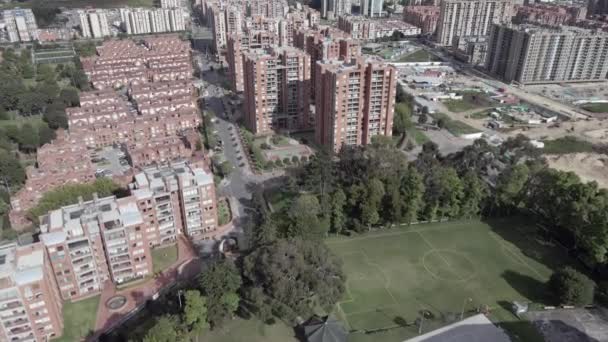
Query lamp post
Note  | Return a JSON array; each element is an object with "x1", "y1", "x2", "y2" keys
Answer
[{"x1": 460, "y1": 297, "x2": 473, "y2": 320}]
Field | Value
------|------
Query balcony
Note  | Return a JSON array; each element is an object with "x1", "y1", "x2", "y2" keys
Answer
[
  {"x1": 4, "y1": 317, "x2": 30, "y2": 329},
  {"x1": 0, "y1": 310, "x2": 26, "y2": 321},
  {"x1": 0, "y1": 301, "x2": 23, "y2": 312},
  {"x1": 9, "y1": 325, "x2": 32, "y2": 335}
]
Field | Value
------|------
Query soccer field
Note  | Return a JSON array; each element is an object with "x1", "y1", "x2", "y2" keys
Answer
[{"x1": 327, "y1": 219, "x2": 564, "y2": 342}]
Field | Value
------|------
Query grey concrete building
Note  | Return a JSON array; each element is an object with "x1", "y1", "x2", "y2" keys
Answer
[
  {"x1": 436, "y1": 0, "x2": 513, "y2": 46},
  {"x1": 485, "y1": 24, "x2": 608, "y2": 84}
]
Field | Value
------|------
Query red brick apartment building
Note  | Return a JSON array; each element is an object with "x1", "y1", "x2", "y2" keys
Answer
[
  {"x1": 81, "y1": 35, "x2": 193, "y2": 90},
  {"x1": 315, "y1": 57, "x2": 397, "y2": 152},
  {"x1": 402, "y1": 6, "x2": 440, "y2": 35},
  {"x1": 242, "y1": 46, "x2": 312, "y2": 135}
]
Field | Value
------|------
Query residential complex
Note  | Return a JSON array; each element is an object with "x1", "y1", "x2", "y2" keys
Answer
[
  {"x1": 322, "y1": 0, "x2": 352, "y2": 20},
  {"x1": 315, "y1": 57, "x2": 397, "y2": 152},
  {"x1": 338, "y1": 15, "x2": 421, "y2": 40},
  {"x1": 436, "y1": 0, "x2": 513, "y2": 46},
  {"x1": 402, "y1": 6, "x2": 440, "y2": 35},
  {"x1": 0, "y1": 8, "x2": 38, "y2": 42},
  {"x1": 133, "y1": 162, "x2": 218, "y2": 240},
  {"x1": 360, "y1": 0, "x2": 384, "y2": 17},
  {"x1": 513, "y1": 3, "x2": 587, "y2": 26},
  {"x1": 485, "y1": 24, "x2": 608, "y2": 84},
  {"x1": 0, "y1": 243, "x2": 64, "y2": 342},
  {"x1": 227, "y1": 29, "x2": 280, "y2": 92},
  {"x1": 243, "y1": 47, "x2": 312, "y2": 134},
  {"x1": 120, "y1": 7, "x2": 187, "y2": 35},
  {"x1": 78, "y1": 9, "x2": 111, "y2": 38}
]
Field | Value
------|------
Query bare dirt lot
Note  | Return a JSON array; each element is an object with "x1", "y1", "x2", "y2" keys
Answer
[{"x1": 547, "y1": 153, "x2": 608, "y2": 189}]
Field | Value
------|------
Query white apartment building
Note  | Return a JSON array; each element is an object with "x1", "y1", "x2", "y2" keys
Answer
[
  {"x1": 322, "y1": 0, "x2": 352, "y2": 19},
  {"x1": 79, "y1": 9, "x2": 111, "y2": 39},
  {"x1": 1, "y1": 8, "x2": 38, "y2": 42},
  {"x1": 121, "y1": 7, "x2": 186, "y2": 35},
  {"x1": 437, "y1": 0, "x2": 513, "y2": 46},
  {"x1": 161, "y1": 0, "x2": 182, "y2": 8},
  {"x1": 360, "y1": 0, "x2": 384, "y2": 17}
]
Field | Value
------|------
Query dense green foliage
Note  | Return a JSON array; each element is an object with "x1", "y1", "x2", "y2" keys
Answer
[
  {"x1": 199, "y1": 259, "x2": 242, "y2": 328},
  {"x1": 548, "y1": 267, "x2": 595, "y2": 306},
  {"x1": 542, "y1": 136, "x2": 596, "y2": 155},
  {"x1": 27, "y1": 178, "x2": 120, "y2": 222},
  {"x1": 242, "y1": 239, "x2": 345, "y2": 323}
]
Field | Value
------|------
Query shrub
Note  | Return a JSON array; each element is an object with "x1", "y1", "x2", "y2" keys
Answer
[
  {"x1": 283, "y1": 157, "x2": 291, "y2": 165},
  {"x1": 300, "y1": 155, "x2": 308, "y2": 163},
  {"x1": 291, "y1": 156, "x2": 299, "y2": 164},
  {"x1": 275, "y1": 159, "x2": 283, "y2": 167},
  {"x1": 261, "y1": 142, "x2": 271, "y2": 150},
  {"x1": 547, "y1": 267, "x2": 595, "y2": 306}
]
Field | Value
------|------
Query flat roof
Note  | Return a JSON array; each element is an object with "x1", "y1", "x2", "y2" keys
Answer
[{"x1": 405, "y1": 314, "x2": 511, "y2": 342}]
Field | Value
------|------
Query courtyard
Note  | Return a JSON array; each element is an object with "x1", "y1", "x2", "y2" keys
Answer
[{"x1": 326, "y1": 219, "x2": 568, "y2": 342}]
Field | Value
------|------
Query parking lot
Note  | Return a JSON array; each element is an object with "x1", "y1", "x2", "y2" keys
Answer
[
  {"x1": 526, "y1": 308, "x2": 608, "y2": 342},
  {"x1": 92, "y1": 146, "x2": 131, "y2": 178}
]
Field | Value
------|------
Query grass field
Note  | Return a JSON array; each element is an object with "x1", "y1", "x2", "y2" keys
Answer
[
  {"x1": 406, "y1": 126, "x2": 430, "y2": 145},
  {"x1": 542, "y1": 136, "x2": 595, "y2": 155},
  {"x1": 56, "y1": 296, "x2": 100, "y2": 342},
  {"x1": 582, "y1": 103, "x2": 608, "y2": 113},
  {"x1": 202, "y1": 317, "x2": 298, "y2": 342},
  {"x1": 443, "y1": 92, "x2": 492, "y2": 113},
  {"x1": 398, "y1": 50, "x2": 441, "y2": 63},
  {"x1": 327, "y1": 219, "x2": 565, "y2": 342},
  {"x1": 151, "y1": 244, "x2": 178, "y2": 274},
  {"x1": 432, "y1": 112, "x2": 480, "y2": 136}
]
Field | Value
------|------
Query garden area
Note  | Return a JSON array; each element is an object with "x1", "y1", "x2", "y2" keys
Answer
[
  {"x1": 55, "y1": 296, "x2": 100, "y2": 342},
  {"x1": 240, "y1": 129, "x2": 312, "y2": 172},
  {"x1": 443, "y1": 91, "x2": 493, "y2": 113},
  {"x1": 327, "y1": 218, "x2": 572, "y2": 342},
  {"x1": 218, "y1": 198, "x2": 232, "y2": 226}
]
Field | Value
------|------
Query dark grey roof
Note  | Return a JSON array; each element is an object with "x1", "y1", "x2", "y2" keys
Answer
[{"x1": 303, "y1": 315, "x2": 348, "y2": 342}]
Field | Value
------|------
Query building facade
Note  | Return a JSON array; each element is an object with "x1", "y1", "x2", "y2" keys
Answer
[
  {"x1": 79, "y1": 9, "x2": 111, "y2": 38},
  {"x1": 360, "y1": 0, "x2": 384, "y2": 17},
  {"x1": 1, "y1": 8, "x2": 38, "y2": 42},
  {"x1": 436, "y1": 0, "x2": 513, "y2": 46},
  {"x1": 402, "y1": 6, "x2": 440, "y2": 35},
  {"x1": 322, "y1": 0, "x2": 352, "y2": 19},
  {"x1": 0, "y1": 243, "x2": 64, "y2": 342},
  {"x1": 485, "y1": 24, "x2": 608, "y2": 84},
  {"x1": 243, "y1": 47, "x2": 312, "y2": 135},
  {"x1": 315, "y1": 57, "x2": 397, "y2": 152}
]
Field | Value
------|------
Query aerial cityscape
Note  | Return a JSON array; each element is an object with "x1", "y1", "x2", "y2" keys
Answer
[{"x1": 0, "y1": 0, "x2": 607, "y2": 341}]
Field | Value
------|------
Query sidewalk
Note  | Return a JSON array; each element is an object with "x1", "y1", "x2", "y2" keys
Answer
[{"x1": 92, "y1": 235, "x2": 199, "y2": 338}]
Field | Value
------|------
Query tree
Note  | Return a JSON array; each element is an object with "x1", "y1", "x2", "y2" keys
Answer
[
  {"x1": 43, "y1": 100, "x2": 68, "y2": 129},
  {"x1": 142, "y1": 315, "x2": 183, "y2": 342},
  {"x1": 183, "y1": 290, "x2": 208, "y2": 337},
  {"x1": 59, "y1": 87, "x2": 79, "y2": 106},
  {"x1": 494, "y1": 164, "x2": 530, "y2": 211},
  {"x1": 548, "y1": 267, "x2": 595, "y2": 306},
  {"x1": 418, "y1": 113, "x2": 428, "y2": 124},
  {"x1": 423, "y1": 167, "x2": 463, "y2": 220},
  {"x1": 330, "y1": 189, "x2": 346, "y2": 235},
  {"x1": 393, "y1": 102, "x2": 413, "y2": 135},
  {"x1": 459, "y1": 171, "x2": 488, "y2": 218},
  {"x1": 361, "y1": 178, "x2": 385, "y2": 229},
  {"x1": 401, "y1": 167, "x2": 425, "y2": 224},
  {"x1": 18, "y1": 123, "x2": 39, "y2": 153},
  {"x1": 242, "y1": 239, "x2": 345, "y2": 323},
  {"x1": 199, "y1": 259, "x2": 242, "y2": 328},
  {"x1": 0, "y1": 150, "x2": 25, "y2": 186},
  {"x1": 36, "y1": 64, "x2": 56, "y2": 83},
  {"x1": 32, "y1": 3, "x2": 60, "y2": 28},
  {"x1": 38, "y1": 124, "x2": 56, "y2": 146},
  {"x1": 287, "y1": 194, "x2": 326, "y2": 239}
]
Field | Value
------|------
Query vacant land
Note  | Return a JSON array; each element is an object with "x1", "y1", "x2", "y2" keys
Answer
[
  {"x1": 327, "y1": 219, "x2": 566, "y2": 342},
  {"x1": 398, "y1": 49, "x2": 441, "y2": 63},
  {"x1": 443, "y1": 92, "x2": 492, "y2": 113},
  {"x1": 542, "y1": 136, "x2": 595, "y2": 155},
  {"x1": 1, "y1": 0, "x2": 154, "y2": 9},
  {"x1": 547, "y1": 153, "x2": 608, "y2": 189},
  {"x1": 151, "y1": 244, "x2": 178, "y2": 274},
  {"x1": 582, "y1": 103, "x2": 608, "y2": 113},
  {"x1": 432, "y1": 112, "x2": 480, "y2": 136},
  {"x1": 56, "y1": 296, "x2": 100, "y2": 342}
]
